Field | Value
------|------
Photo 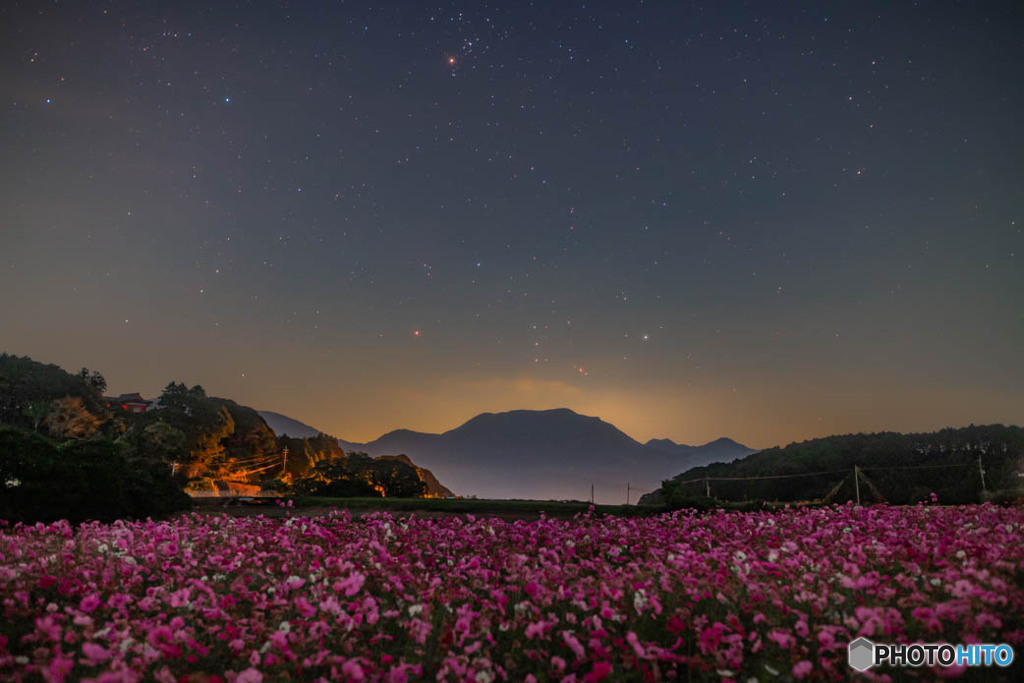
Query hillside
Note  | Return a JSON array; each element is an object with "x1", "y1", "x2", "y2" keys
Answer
[
  {"x1": 642, "y1": 424, "x2": 1024, "y2": 506},
  {"x1": 259, "y1": 410, "x2": 325, "y2": 439},
  {"x1": 338, "y1": 408, "x2": 755, "y2": 503}
]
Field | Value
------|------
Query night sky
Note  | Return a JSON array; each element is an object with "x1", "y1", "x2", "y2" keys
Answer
[{"x1": 3, "y1": 1, "x2": 1022, "y2": 449}]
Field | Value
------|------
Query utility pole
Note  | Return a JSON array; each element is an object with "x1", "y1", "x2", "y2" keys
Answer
[
  {"x1": 626, "y1": 482, "x2": 630, "y2": 506},
  {"x1": 281, "y1": 446, "x2": 289, "y2": 476},
  {"x1": 590, "y1": 483, "x2": 594, "y2": 504},
  {"x1": 978, "y1": 455, "x2": 987, "y2": 495},
  {"x1": 854, "y1": 465, "x2": 861, "y2": 506},
  {"x1": 705, "y1": 477, "x2": 711, "y2": 498}
]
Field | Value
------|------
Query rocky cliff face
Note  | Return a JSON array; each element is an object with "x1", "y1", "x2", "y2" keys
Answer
[{"x1": 375, "y1": 454, "x2": 453, "y2": 498}]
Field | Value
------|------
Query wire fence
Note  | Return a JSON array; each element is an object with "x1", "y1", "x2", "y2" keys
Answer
[{"x1": 663, "y1": 458, "x2": 993, "y2": 505}]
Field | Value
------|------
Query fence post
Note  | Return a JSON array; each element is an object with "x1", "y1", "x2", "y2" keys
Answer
[
  {"x1": 854, "y1": 465, "x2": 861, "y2": 506},
  {"x1": 978, "y1": 455, "x2": 987, "y2": 495}
]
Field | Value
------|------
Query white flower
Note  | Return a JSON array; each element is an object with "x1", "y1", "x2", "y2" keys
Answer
[
  {"x1": 475, "y1": 671, "x2": 494, "y2": 683},
  {"x1": 278, "y1": 620, "x2": 291, "y2": 633},
  {"x1": 408, "y1": 604, "x2": 424, "y2": 617}
]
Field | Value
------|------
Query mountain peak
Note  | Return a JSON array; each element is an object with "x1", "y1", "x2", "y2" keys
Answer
[{"x1": 446, "y1": 408, "x2": 635, "y2": 445}]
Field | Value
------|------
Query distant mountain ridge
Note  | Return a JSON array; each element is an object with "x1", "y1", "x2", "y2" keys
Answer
[
  {"x1": 267, "y1": 408, "x2": 756, "y2": 504},
  {"x1": 258, "y1": 410, "x2": 452, "y2": 497},
  {"x1": 259, "y1": 411, "x2": 326, "y2": 440}
]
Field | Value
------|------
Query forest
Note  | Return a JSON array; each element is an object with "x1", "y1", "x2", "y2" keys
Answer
[
  {"x1": 655, "y1": 425, "x2": 1024, "y2": 508},
  {"x1": 0, "y1": 354, "x2": 430, "y2": 523}
]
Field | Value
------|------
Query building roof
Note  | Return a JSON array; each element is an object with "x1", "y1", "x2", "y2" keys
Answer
[{"x1": 105, "y1": 393, "x2": 152, "y2": 405}]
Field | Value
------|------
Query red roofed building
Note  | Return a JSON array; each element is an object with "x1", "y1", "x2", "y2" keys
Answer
[{"x1": 104, "y1": 393, "x2": 153, "y2": 413}]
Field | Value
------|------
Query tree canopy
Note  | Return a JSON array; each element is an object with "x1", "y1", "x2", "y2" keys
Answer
[{"x1": 655, "y1": 424, "x2": 1024, "y2": 508}]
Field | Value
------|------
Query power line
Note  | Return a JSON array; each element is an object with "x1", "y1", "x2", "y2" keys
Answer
[
  {"x1": 674, "y1": 469, "x2": 848, "y2": 484},
  {"x1": 675, "y1": 460, "x2": 977, "y2": 485},
  {"x1": 858, "y1": 463, "x2": 972, "y2": 472},
  {"x1": 230, "y1": 462, "x2": 282, "y2": 477}
]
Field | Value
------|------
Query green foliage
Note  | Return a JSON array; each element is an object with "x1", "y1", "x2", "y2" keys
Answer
[
  {"x1": 0, "y1": 427, "x2": 58, "y2": 516},
  {"x1": 76, "y1": 367, "x2": 107, "y2": 396},
  {"x1": 43, "y1": 396, "x2": 100, "y2": 440},
  {"x1": 0, "y1": 354, "x2": 104, "y2": 430},
  {"x1": 22, "y1": 399, "x2": 51, "y2": 430},
  {"x1": 659, "y1": 424, "x2": 1024, "y2": 508},
  {"x1": 119, "y1": 421, "x2": 188, "y2": 464},
  {"x1": 149, "y1": 383, "x2": 235, "y2": 474},
  {"x1": 276, "y1": 432, "x2": 347, "y2": 480},
  {"x1": 0, "y1": 426, "x2": 190, "y2": 524},
  {"x1": 260, "y1": 477, "x2": 293, "y2": 494},
  {"x1": 295, "y1": 451, "x2": 427, "y2": 498},
  {"x1": 214, "y1": 399, "x2": 278, "y2": 471}
]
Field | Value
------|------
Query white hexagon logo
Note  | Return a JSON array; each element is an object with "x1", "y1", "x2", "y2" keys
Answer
[{"x1": 848, "y1": 637, "x2": 875, "y2": 672}]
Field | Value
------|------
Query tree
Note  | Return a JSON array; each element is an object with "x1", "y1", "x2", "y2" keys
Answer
[
  {"x1": 0, "y1": 354, "x2": 105, "y2": 428},
  {"x1": 1, "y1": 426, "x2": 190, "y2": 523},
  {"x1": 43, "y1": 396, "x2": 100, "y2": 440},
  {"x1": 119, "y1": 421, "x2": 188, "y2": 464},
  {"x1": 77, "y1": 368, "x2": 107, "y2": 397},
  {"x1": 22, "y1": 399, "x2": 52, "y2": 430},
  {"x1": 292, "y1": 451, "x2": 427, "y2": 498},
  {"x1": 371, "y1": 458, "x2": 427, "y2": 497}
]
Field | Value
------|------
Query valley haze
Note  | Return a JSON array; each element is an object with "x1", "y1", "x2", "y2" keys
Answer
[{"x1": 259, "y1": 408, "x2": 756, "y2": 504}]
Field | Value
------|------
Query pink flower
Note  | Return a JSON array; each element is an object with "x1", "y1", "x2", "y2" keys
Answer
[
  {"x1": 79, "y1": 594, "x2": 102, "y2": 613},
  {"x1": 341, "y1": 660, "x2": 365, "y2": 681},
  {"x1": 562, "y1": 631, "x2": 586, "y2": 660},
  {"x1": 767, "y1": 629, "x2": 795, "y2": 649},
  {"x1": 583, "y1": 661, "x2": 613, "y2": 682},
  {"x1": 235, "y1": 667, "x2": 263, "y2": 683},
  {"x1": 81, "y1": 642, "x2": 110, "y2": 665},
  {"x1": 792, "y1": 660, "x2": 813, "y2": 679},
  {"x1": 47, "y1": 650, "x2": 74, "y2": 682},
  {"x1": 525, "y1": 621, "x2": 546, "y2": 640}
]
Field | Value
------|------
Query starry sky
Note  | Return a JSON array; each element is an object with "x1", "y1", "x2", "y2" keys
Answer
[{"x1": 2, "y1": 1, "x2": 1022, "y2": 449}]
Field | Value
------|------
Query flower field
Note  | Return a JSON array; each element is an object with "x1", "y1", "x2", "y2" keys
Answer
[{"x1": 1, "y1": 504, "x2": 1023, "y2": 682}]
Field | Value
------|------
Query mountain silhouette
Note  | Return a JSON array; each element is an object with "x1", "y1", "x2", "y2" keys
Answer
[
  {"x1": 333, "y1": 408, "x2": 756, "y2": 503},
  {"x1": 259, "y1": 410, "x2": 326, "y2": 439},
  {"x1": 258, "y1": 410, "x2": 452, "y2": 497}
]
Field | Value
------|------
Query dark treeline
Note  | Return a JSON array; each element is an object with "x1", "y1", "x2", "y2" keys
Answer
[
  {"x1": 1, "y1": 354, "x2": 189, "y2": 523},
  {"x1": 1, "y1": 354, "x2": 438, "y2": 523},
  {"x1": 656, "y1": 425, "x2": 1024, "y2": 507}
]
